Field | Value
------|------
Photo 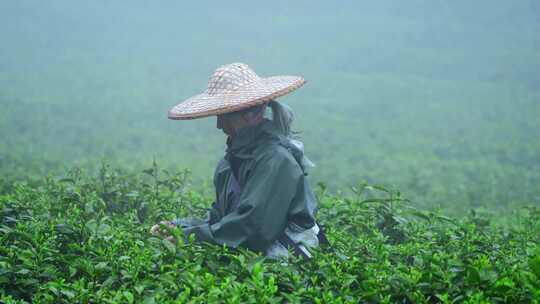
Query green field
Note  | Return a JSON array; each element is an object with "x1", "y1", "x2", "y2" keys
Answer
[
  {"x1": 1, "y1": 167, "x2": 539, "y2": 302},
  {"x1": 1, "y1": 1, "x2": 540, "y2": 302},
  {"x1": 2, "y1": 1, "x2": 539, "y2": 214}
]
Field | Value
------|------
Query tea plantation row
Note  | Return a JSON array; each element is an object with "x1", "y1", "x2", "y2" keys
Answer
[{"x1": 1, "y1": 165, "x2": 539, "y2": 303}]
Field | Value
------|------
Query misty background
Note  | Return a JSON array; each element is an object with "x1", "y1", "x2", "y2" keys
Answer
[{"x1": 1, "y1": 1, "x2": 539, "y2": 214}]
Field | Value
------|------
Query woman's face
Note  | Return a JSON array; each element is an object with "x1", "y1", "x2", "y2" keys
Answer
[
  {"x1": 217, "y1": 106, "x2": 264, "y2": 137},
  {"x1": 216, "y1": 115, "x2": 238, "y2": 137}
]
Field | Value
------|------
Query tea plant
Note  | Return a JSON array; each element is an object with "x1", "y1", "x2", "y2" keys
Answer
[{"x1": 1, "y1": 165, "x2": 539, "y2": 303}]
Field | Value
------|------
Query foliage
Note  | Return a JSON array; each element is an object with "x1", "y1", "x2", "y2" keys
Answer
[
  {"x1": 1, "y1": 3, "x2": 539, "y2": 301},
  {"x1": 1, "y1": 1, "x2": 540, "y2": 216},
  {"x1": 1, "y1": 165, "x2": 539, "y2": 303}
]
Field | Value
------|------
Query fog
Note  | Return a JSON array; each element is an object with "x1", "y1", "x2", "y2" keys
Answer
[{"x1": 1, "y1": 1, "x2": 539, "y2": 212}]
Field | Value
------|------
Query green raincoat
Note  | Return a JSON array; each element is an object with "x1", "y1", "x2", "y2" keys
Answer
[{"x1": 180, "y1": 119, "x2": 318, "y2": 254}]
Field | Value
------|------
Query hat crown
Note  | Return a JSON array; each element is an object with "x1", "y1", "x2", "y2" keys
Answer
[{"x1": 206, "y1": 63, "x2": 260, "y2": 96}]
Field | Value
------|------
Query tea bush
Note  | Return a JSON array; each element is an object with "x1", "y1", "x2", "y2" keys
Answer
[{"x1": 1, "y1": 164, "x2": 539, "y2": 303}]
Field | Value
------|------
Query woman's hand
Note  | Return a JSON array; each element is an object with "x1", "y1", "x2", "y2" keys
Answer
[{"x1": 150, "y1": 221, "x2": 177, "y2": 242}]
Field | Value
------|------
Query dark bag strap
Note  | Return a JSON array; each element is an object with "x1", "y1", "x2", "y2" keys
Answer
[
  {"x1": 316, "y1": 224, "x2": 331, "y2": 247},
  {"x1": 277, "y1": 234, "x2": 311, "y2": 260}
]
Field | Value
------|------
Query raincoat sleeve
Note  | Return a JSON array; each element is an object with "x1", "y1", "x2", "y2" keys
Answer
[{"x1": 183, "y1": 150, "x2": 303, "y2": 252}]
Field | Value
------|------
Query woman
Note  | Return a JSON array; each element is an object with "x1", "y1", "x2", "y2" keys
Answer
[{"x1": 151, "y1": 63, "x2": 326, "y2": 258}]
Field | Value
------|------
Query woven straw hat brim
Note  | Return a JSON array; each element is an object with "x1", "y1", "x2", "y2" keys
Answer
[{"x1": 168, "y1": 75, "x2": 305, "y2": 120}]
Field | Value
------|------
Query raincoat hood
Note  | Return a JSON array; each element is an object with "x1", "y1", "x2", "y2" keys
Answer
[{"x1": 227, "y1": 119, "x2": 314, "y2": 173}]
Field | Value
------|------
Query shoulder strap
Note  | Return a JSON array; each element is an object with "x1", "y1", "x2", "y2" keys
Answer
[
  {"x1": 316, "y1": 224, "x2": 331, "y2": 248},
  {"x1": 278, "y1": 234, "x2": 310, "y2": 259},
  {"x1": 226, "y1": 157, "x2": 243, "y2": 214}
]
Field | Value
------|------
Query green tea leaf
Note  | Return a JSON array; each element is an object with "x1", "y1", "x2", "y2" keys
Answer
[
  {"x1": 162, "y1": 239, "x2": 176, "y2": 254},
  {"x1": 529, "y1": 253, "x2": 540, "y2": 278},
  {"x1": 123, "y1": 291, "x2": 134, "y2": 303}
]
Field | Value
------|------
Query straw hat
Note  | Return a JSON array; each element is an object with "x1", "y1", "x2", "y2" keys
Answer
[{"x1": 168, "y1": 63, "x2": 305, "y2": 120}]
